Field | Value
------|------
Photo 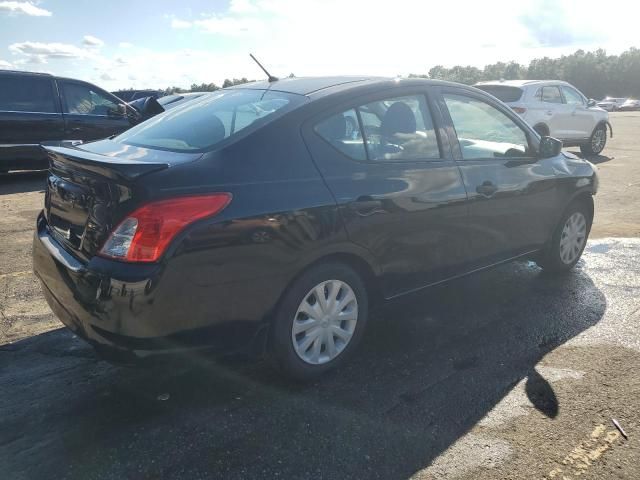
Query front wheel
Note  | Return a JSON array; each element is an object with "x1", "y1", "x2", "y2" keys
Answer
[
  {"x1": 269, "y1": 263, "x2": 369, "y2": 380},
  {"x1": 536, "y1": 201, "x2": 592, "y2": 273},
  {"x1": 580, "y1": 125, "x2": 607, "y2": 156}
]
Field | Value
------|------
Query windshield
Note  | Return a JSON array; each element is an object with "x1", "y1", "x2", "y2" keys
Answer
[{"x1": 115, "y1": 89, "x2": 305, "y2": 152}]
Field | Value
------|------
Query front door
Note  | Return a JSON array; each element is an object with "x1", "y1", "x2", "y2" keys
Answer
[
  {"x1": 438, "y1": 88, "x2": 558, "y2": 267},
  {"x1": 560, "y1": 85, "x2": 595, "y2": 139},
  {"x1": 58, "y1": 80, "x2": 132, "y2": 141},
  {"x1": 303, "y1": 89, "x2": 470, "y2": 298}
]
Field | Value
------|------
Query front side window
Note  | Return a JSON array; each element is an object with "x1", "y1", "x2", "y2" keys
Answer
[
  {"x1": 443, "y1": 93, "x2": 531, "y2": 160},
  {"x1": 61, "y1": 82, "x2": 119, "y2": 115},
  {"x1": 116, "y1": 90, "x2": 303, "y2": 152},
  {"x1": 0, "y1": 75, "x2": 56, "y2": 113},
  {"x1": 562, "y1": 86, "x2": 584, "y2": 106},
  {"x1": 537, "y1": 86, "x2": 563, "y2": 104}
]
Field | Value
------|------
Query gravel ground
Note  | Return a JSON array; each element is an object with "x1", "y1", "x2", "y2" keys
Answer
[{"x1": 0, "y1": 112, "x2": 639, "y2": 479}]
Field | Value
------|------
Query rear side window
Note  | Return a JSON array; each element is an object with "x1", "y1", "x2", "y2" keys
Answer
[
  {"x1": 315, "y1": 94, "x2": 441, "y2": 162},
  {"x1": 0, "y1": 75, "x2": 57, "y2": 113},
  {"x1": 537, "y1": 86, "x2": 563, "y2": 104},
  {"x1": 475, "y1": 85, "x2": 523, "y2": 103},
  {"x1": 315, "y1": 109, "x2": 366, "y2": 161},
  {"x1": 116, "y1": 90, "x2": 304, "y2": 152}
]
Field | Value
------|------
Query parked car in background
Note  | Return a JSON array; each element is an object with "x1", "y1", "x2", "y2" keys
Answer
[
  {"x1": 597, "y1": 97, "x2": 627, "y2": 111},
  {"x1": 33, "y1": 76, "x2": 598, "y2": 380},
  {"x1": 0, "y1": 70, "x2": 161, "y2": 173},
  {"x1": 158, "y1": 92, "x2": 209, "y2": 110},
  {"x1": 475, "y1": 80, "x2": 611, "y2": 155},
  {"x1": 112, "y1": 89, "x2": 162, "y2": 102},
  {"x1": 617, "y1": 98, "x2": 640, "y2": 111}
]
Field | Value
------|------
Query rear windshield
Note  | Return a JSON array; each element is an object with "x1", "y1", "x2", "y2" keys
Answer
[
  {"x1": 116, "y1": 89, "x2": 305, "y2": 152},
  {"x1": 475, "y1": 85, "x2": 524, "y2": 103}
]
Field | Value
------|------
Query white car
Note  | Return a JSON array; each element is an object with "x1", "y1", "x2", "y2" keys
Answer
[
  {"x1": 475, "y1": 80, "x2": 611, "y2": 155},
  {"x1": 617, "y1": 99, "x2": 640, "y2": 111},
  {"x1": 597, "y1": 97, "x2": 627, "y2": 111}
]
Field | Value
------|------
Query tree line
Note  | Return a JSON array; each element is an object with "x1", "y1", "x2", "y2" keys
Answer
[
  {"x1": 143, "y1": 48, "x2": 639, "y2": 100},
  {"x1": 409, "y1": 48, "x2": 640, "y2": 100}
]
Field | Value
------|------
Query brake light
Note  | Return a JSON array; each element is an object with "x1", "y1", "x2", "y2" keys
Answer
[
  {"x1": 99, "y1": 193, "x2": 231, "y2": 263},
  {"x1": 511, "y1": 106, "x2": 527, "y2": 114}
]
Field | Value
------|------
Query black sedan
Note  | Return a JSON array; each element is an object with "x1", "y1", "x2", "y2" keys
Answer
[{"x1": 33, "y1": 76, "x2": 598, "y2": 379}]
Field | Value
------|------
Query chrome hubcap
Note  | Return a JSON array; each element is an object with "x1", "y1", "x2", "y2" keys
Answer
[
  {"x1": 292, "y1": 279, "x2": 358, "y2": 365},
  {"x1": 559, "y1": 212, "x2": 587, "y2": 264},
  {"x1": 592, "y1": 129, "x2": 605, "y2": 152}
]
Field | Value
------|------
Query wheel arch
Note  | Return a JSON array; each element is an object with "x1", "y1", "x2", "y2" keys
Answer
[
  {"x1": 595, "y1": 119, "x2": 613, "y2": 139},
  {"x1": 252, "y1": 249, "x2": 382, "y2": 356},
  {"x1": 533, "y1": 122, "x2": 550, "y2": 136},
  {"x1": 566, "y1": 190, "x2": 595, "y2": 226}
]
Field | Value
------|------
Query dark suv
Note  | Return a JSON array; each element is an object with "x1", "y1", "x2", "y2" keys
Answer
[{"x1": 0, "y1": 70, "x2": 141, "y2": 172}]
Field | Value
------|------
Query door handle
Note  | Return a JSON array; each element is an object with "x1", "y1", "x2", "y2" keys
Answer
[
  {"x1": 349, "y1": 196, "x2": 384, "y2": 216},
  {"x1": 476, "y1": 181, "x2": 498, "y2": 197}
]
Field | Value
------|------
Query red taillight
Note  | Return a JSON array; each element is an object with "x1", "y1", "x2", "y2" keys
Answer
[
  {"x1": 511, "y1": 106, "x2": 527, "y2": 114},
  {"x1": 99, "y1": 193, "x2": 231, "y2": 263}
]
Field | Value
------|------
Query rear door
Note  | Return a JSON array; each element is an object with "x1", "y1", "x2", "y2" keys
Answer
[
  {"x1": 303, "y1": 87, "x2": 471, "y2": 298},
  {"x1": 536, "y1": 85, "x2": 568, "y2": 138},
  {"x1": 0, "y1": 73, "x2": 64, "y2": 144},
  {"x1": 437, "y1": 87, "x2": 558, "y2": 266},
  {"x1": 58, "y1": 80, "x2": 132, "y2": 141}
]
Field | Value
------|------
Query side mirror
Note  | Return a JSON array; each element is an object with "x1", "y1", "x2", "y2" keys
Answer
[
  {"x1": 587, "y1": 99, "x2": 597, "y2": 107},
  {"x1": 538, "y1": 136, "x2": 563, "y2": 159}
]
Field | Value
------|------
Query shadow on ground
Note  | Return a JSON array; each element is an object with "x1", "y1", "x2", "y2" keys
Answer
[
  {"x1": 0, "y1": 260, "x2": 605, "y2": 479},
  {"x1": 567, "y1": 149, "x2": 614, "y2": 165},
  {"x1": 0, "y1": 170, "x2": 47, "y2": 195}
]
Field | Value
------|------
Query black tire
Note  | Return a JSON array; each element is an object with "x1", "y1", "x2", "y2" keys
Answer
[
  {"x1": 269, "y1": 262, "x2": 369, "y2": 380},
  {"x1": 536, "y1": 200, "x2": 592, "y2": 273},
  {"x1": 580, "y1": 124, "x2": 607, "y2": 156}
]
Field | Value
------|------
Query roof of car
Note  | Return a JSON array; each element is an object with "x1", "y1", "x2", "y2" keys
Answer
[
  {"x1": 228, "y1": 75, "x2": 463, "y2": 97},
  {"x1": 0, "y1": 69, "x2": 52, "y2": 77},
  {"x1": 476, "y1": 79, "x2": 571, "y2": 88}
]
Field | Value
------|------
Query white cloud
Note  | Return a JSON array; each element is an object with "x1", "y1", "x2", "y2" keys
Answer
[
  {"x1": 0, "y1": 59, "x2": 13, "y2": 69},
  {"x1": 115, "y1": 56, "x2": 128, "y2": 65},
  {"x1": 0, "y1": 1, "x2": 51, "y2": 16},
  {"x1": 171, "y1": 18, "x2": 192, "y2": 28},
  {"x1": 9, "y1": 41, "x2": 88, "y2": 59},
  {"x1": 82, "y1": 35, "x2": 104, "y2": 47},
  {"x1": 229, "y1": 0, "x2": 259, "y2": 13},
  {"x1": 119, "y1": 42, "x2": 133, "y2": 49},
  {"x1": 100, "y1": 72, "x2": 116, "y2": 81}
]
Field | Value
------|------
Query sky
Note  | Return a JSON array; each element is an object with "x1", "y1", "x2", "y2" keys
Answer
[{"x1": 0, "y1": 0, "x2": 639, "y2": 90}]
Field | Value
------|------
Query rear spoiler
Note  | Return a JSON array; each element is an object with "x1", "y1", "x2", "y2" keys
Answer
[{"x1": 45, "y1": 145, "x2": 169, "y2": 182}]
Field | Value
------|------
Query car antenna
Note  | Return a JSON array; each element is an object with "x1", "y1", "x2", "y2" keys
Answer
[{"x1": 250, "y1": 53, "x2": 278, "y2": 83}]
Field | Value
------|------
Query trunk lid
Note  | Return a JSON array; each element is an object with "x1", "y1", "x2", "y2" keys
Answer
[{"x1": 43, "y1": 140, "x2": 201, "y2": 260}]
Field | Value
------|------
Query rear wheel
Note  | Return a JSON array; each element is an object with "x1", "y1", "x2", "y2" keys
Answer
[
  {"x1": 580, "y1": 124, "x2": 607, "y2": 156},
  {"x1": 536, "y1": 201, "x2": 592, "y2": 273},
  {"x1": 270, "y1": 263, "x2": 368, "y2": 380}
]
